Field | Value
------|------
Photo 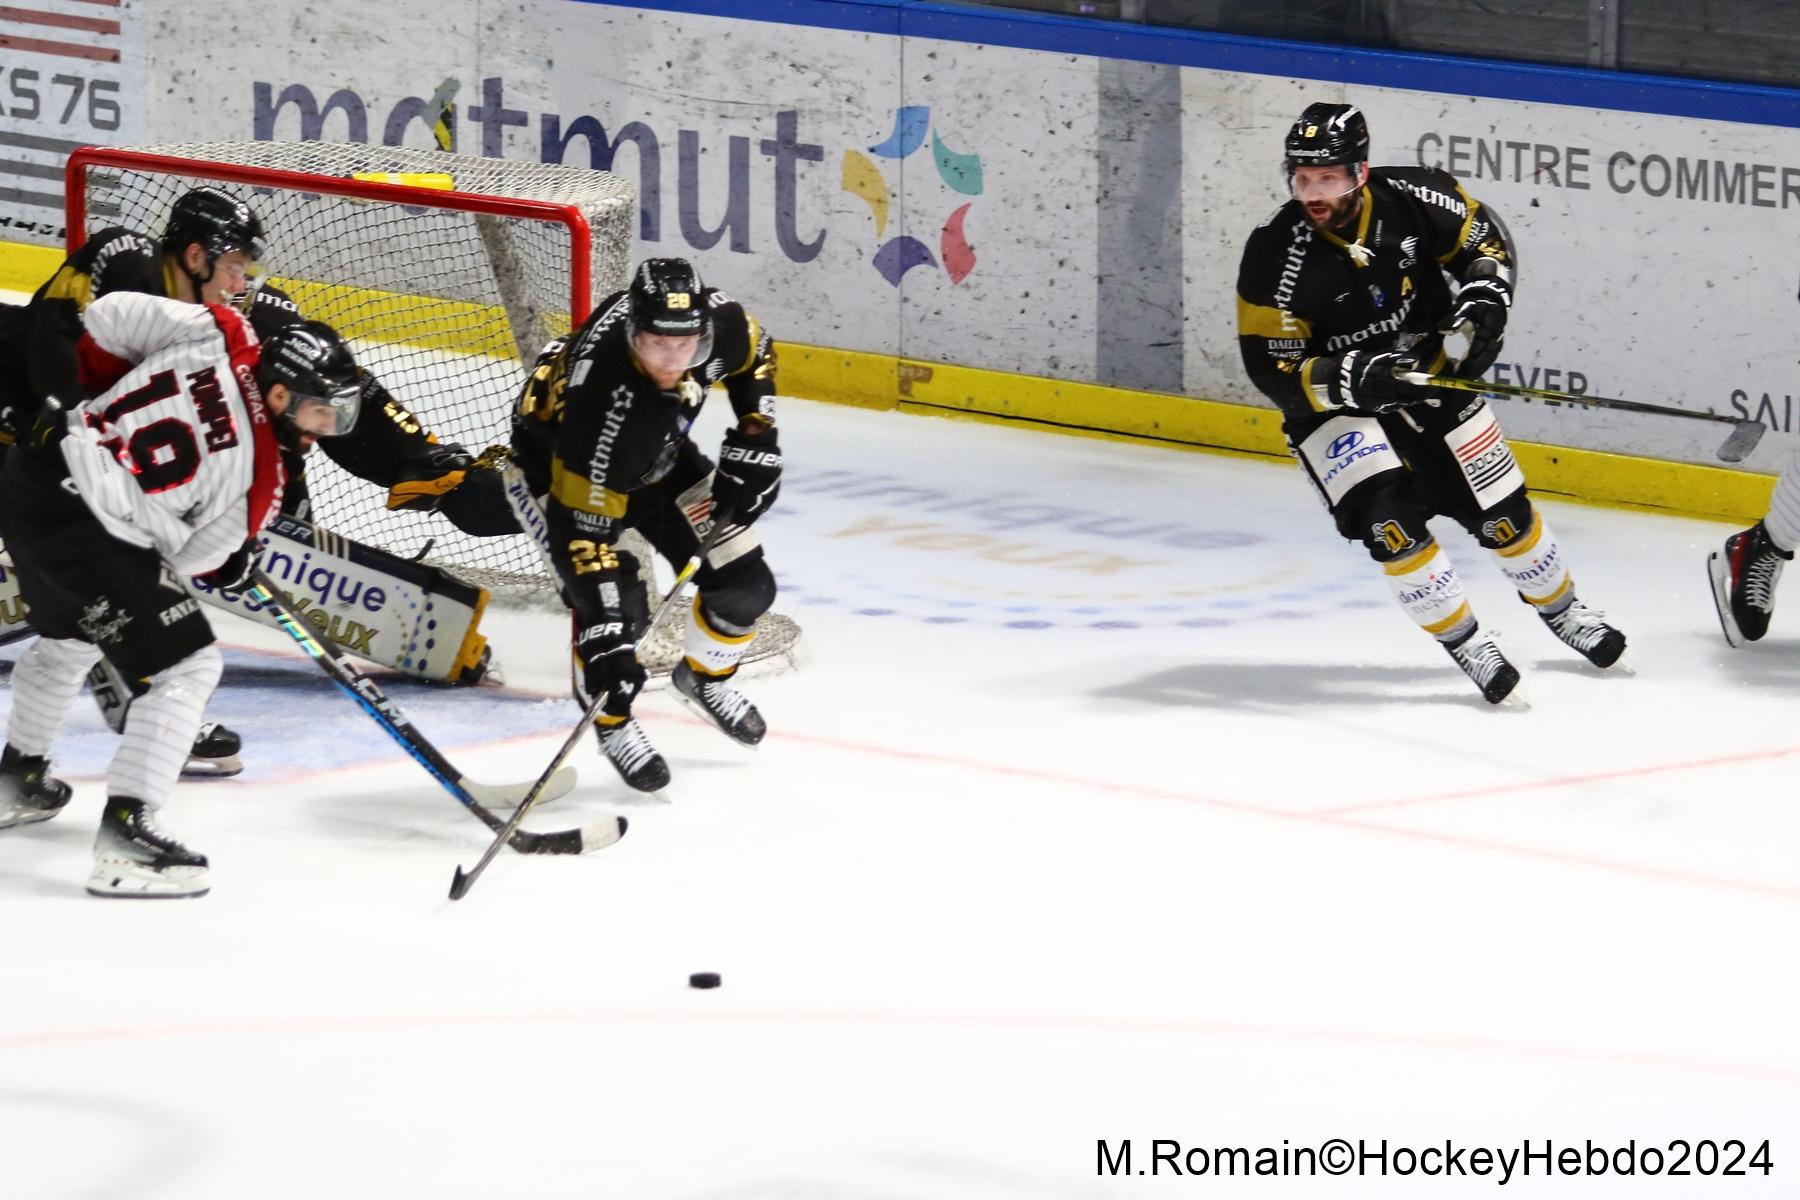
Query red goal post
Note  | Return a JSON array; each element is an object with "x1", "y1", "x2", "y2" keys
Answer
[{"x1": 63, "y1": 140, "x2": 634, "y2": 596}]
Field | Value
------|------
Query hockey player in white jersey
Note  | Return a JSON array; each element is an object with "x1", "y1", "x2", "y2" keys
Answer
[{"x1": 0, "y1": 292, "x2": 359, "y2": 897}]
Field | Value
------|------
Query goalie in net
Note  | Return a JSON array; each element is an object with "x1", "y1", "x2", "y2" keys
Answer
[{"x1": 511, "y1": 258, "x2": 784, "y2": 792}]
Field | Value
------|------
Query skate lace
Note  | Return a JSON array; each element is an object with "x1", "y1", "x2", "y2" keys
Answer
[
  {"x1": 602, "y1": 722, "x2": 659, "y2": 773},
  {"x1": 195, "y1": 722, "x2": 220, "y2": 740},
  {"x1": 1546, "y1": 601, "x2": 1617, "y2": 654},
  {"x1": 1741, "y1": 548, "x2": 1787, "y2": 613},
  {"x1": 697, "y1": 679, "x2": 754, "y2": 726},
  {"x1": 125, "y1": 804, "x2": 195, "y2": 855},
  {"x1": 1453, "y1": 635, "x2": 1510, "y2": 686}
]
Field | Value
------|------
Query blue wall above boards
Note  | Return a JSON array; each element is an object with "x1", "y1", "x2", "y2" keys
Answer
[{"x1": 580, "y1": 0, "x2": 1800, "y2": 130}]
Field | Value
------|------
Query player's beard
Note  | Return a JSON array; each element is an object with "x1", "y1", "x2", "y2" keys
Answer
[{"x1": 1305, "y1": 190, "x2": 1361, "y2": 233}]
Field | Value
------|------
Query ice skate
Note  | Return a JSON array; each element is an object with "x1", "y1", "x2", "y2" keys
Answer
[
  {"x1": 595, "y1": 719, "x2": 671, "y2": 792},
  {"x1": 671, "y1": 660, "x2": 766, "y2": 746},
  {"x1": 1540, "y1": 597, "x2": 1628, "y2": 669},
  {"x1": 1444, "y1": 627, "x2": 1525, "y2": 707},
  {"x1": 87, "y1": 798, "x2": 209, "y2": 899},
  {"x1": 0, "y1": 745, "x2": 73, "y2": 830},
  {"x1": 182, "y1": 722, "x2": 243, "y2": 778},
  {"x1": 1709, "y1": 522, "x2": 1790, "y2": 647}
]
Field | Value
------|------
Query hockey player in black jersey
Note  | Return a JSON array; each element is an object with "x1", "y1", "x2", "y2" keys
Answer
[
  {"x1": 1236, "y1": 103, "x2": 1626, "y2": 704},
  {"x1": 512, "y1": 258, "x2": 782, "y2": 790}
]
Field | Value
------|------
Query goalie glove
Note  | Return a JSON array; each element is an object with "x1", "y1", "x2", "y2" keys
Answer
[
  {"x1": 1438, "y1": 261, "x2": 1512, "y2": 377},
  {"x1": 712, "y1": 421, "x2": 782, "y2": 525},
  {"x1": 387, "y1": 442, "x2": 474, "y2": 512}
]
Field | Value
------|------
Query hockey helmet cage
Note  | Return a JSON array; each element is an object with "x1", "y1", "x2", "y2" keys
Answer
[
  {"x1": 162, "y1": 186, "x2": 266, "y2": 264},
  {"x1": 257, "y1": 320, "x2": 361, "y2": 437},
  {"x1": 1284, "y1": 103, "x2": 1370, "y2": 172},
  {"x1": 627, "y1": 257, "x2": 713, "y2": 364}
]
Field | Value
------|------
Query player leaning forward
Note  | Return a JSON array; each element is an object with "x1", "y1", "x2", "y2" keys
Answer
[
  {"x1": 512, "y1": 258, "x2": 782, "y2": 790},
  {"x1": 0, "y1": 292, "x2": 359, "y2": 897},
  {"x1": 1235, "y1": 103, "x2": 1625, "y2": 704}
]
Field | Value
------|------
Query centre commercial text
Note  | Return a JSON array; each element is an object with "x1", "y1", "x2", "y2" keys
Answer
[{"x1": 1417, "y1": 132, "x2": 1800, "y2": 207}]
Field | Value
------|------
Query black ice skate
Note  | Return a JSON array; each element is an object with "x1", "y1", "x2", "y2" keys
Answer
[
  {"x1": 0, "y1": 744, "x2": 73, "y2": 830},
  {"x1": 87, "y1": 797, "x2": 210, "y2": 899},
  {"x1": 182, "y1": 722, "x2": 243, "y2": 778},
  {"x1": 595, "y1": 719, "x2": 671, "y2": 792},
  {"x1": 1539, "y1": 597, "x2": 1627, "y2": 668},
  {"x1": 1444, "y1": 627, "x2": 1523, "y2": 706},
  {"x1": 671, "y1": 661, "x2": 767, "y2": 746},
  {"x1": 1709, "y1": 522, "x2": 1791, "y2": 647}
]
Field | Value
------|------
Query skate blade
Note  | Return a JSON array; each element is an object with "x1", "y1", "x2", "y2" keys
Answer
[
  {"x1": 86, "y1": 859, "x2": 210, "y2": 899},
  {"x1": 1495, "y1": 680, "x2": 1531, "y2": 711},
  {"x1": 181, "y1": 754, "x2": 244, "y2": 779},
  {"x1": 671, "y1": 688, "x2": 766, "y2": 749},
  {"x1": 1602, "y1": 649, "x2": 1637, "y2": 676},
  {"x1": 1706, "y1": 551, "x2": 1747, "y2": 648},
  {"x1": 0, "y1": 807, "x2": 65, "y2": 831}
]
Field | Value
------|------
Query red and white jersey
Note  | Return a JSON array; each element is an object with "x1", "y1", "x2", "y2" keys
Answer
[{"x1": 60, "y1": 292, "x2": 284, "y2": 576}]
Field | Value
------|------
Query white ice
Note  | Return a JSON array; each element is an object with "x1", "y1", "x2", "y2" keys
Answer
[{"x1": 3, "y1": 395, "x2": 1797, "y2": 1198}]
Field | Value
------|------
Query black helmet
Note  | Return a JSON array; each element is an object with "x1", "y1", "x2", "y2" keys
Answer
[
  {"x1": 627, "y1": 257, "x2": 712, "y2": 360},
  {"x1": 256, "y1": 320, "x2": 361, "y2": 437},
  {"x1": 1284, "y1": 102, "x2": 1370, "y2": 171},
  {"x1": 163, "y1": 186, "x2": 265, "y2": 263}
]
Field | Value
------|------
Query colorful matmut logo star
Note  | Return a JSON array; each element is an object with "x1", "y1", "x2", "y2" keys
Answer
[{"x1": 842, "y1": 105, "x2": 982, "y2": 287}]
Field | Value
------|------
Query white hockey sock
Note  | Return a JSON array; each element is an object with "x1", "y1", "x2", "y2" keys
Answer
[
  {"x1": 1489, "y1": 508, "x2": 1573, "y2": 611},
  {"x1": 1383, "y1": 540, "x2": 1476, "y2": 644},
  {"x1": 1763, "y1": 456, "x2": 1800, "y2": 552},
  {"x1": 108, "y1": 644, "x2": 221, "y2": 808},
  {"x1": 682, "y1": 596, "x2": 756, "y2": 678},
  {"x1": 5, "y1": 636, "x2": 103, "y2": 757}
]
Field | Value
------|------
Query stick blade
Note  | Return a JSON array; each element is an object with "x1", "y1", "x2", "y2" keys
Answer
[
  {"x1": 1717, "y1": 420, "x2": 1766, "y2": 463},
  {"x1": 448, "y1": 866, "x2": 472, "y2": 901},
  {"x1": 463, "y1": 764, "x2": 578, "y2": 809}
]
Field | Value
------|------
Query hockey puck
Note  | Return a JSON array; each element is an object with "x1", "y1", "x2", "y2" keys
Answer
[{"x1": 688, "y1": 972, "x2": 722, "y2": 989}]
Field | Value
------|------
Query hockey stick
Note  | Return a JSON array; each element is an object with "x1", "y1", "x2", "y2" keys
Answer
[
  {"x1": 1398, "y1": 370, "x2": 1767, "y2": 463},
  {"x1": 246, "y1": 566, "x2": 624, "y2": 856},
  {"x1": 448, "y1": 509, "x2": 734, "y2": 900}
]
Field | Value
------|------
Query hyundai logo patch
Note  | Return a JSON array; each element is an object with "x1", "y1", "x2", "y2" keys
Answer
[{"x1": 1328, "y1": 431, "x2": 1365, "y2": 458}]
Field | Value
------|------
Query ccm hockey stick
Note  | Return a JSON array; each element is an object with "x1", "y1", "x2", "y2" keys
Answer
[
  {"x1": 1398, "y1": 370, "x2": 1766, "y2": 463},
  {"x1": 448, "y1": 509, "x2": 735, "y2": 900},
  {"x1": 247, "y1": 566, "x2": 624, "y2": 856}
]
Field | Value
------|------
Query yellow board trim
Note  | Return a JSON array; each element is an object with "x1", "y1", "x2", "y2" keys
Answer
[{"x1": 0, "y1": 238, "x2": 1769, "y2": 525}]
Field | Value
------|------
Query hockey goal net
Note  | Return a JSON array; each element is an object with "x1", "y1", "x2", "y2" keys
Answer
[{"x1": 65, "y1": 142, "x2": 799, "y2": 674}]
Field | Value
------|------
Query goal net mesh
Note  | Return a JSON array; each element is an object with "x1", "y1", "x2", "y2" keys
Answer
[{"x1": 70, "y1": 142, "x2": 800, "y2": 674}]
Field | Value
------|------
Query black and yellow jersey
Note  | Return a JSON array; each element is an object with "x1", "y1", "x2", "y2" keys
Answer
[
  {"x1": 512, "y1": 285, "x2": 777, "y2": 564},
  {"x1": 1236, "y1": 166, "x2": 1514, "y2": 426},
  {"x1": 0, "y1": 227, "x2": 166, "y2": 442}
]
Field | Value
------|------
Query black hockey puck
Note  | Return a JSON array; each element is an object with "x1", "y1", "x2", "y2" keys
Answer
[{"x1": 688, "y1": 972, "x2": 721, "y2": 989}]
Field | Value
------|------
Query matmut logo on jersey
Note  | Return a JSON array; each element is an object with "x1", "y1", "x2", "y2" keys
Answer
[{"x1": 843, "y1": 106, "x2": 983, "y2": 287}]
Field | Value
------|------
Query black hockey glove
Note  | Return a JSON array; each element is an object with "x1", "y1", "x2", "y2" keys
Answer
[
  {"x1": 198, "y1": 537, "x2": 261, "y2": 593},
  {"x1": 1439, "y1": 274, "x2": 1511, "y2": 378},
  {"x1": 1328, "y1": 349, "x2": 1432, "y2": 414},
  {"x1": 574, "y1": 620, "x2": 646, "y2": 709},
  {"x1": 387, "y1": 442, "x2": 474, "y2": 512},
  {"x1": 712, "y1": 422, "x2": 781, "y2": 525}
]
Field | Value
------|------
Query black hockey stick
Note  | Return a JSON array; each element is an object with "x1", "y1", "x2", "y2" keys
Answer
[
  {"x1": 246, "y1": 566, "x2": 624, "y2": 856},
  {"x1": 448, "y1": 510, "x2": 735, "y2": 900},
  {"x1": 1398, "y1": 370, "x2": 1766, "y2": 463}
]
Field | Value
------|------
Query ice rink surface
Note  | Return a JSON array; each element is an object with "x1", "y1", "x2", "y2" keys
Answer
[{"x1": 3, "y1": 397, "x2": 1797, "y2": 1198}]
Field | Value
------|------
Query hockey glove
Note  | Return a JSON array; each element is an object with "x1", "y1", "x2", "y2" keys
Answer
[
  {"x1": 574, "y1": 620, "x2": 647, "y2": 711},
  {"x1": 1439, "y1": 273, "x2": 1511, "y2": 378},
  {"x1": 197, "y1": 537, "x2": 261, "y2": 593},
  {"x1": 387, "y1": 442, "x2": 474, "y2": 512},
  {"x1": 1326, "y1": 349, "x2": 1432, "y2": 414},
  {"x1": 712, "y1": 422, "x2": 782, "y2": 526}
]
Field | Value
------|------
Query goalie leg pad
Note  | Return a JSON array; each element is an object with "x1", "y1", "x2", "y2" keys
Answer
[{"x1": 193, "y1": 516, "x2": 492, "y2": 683}]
